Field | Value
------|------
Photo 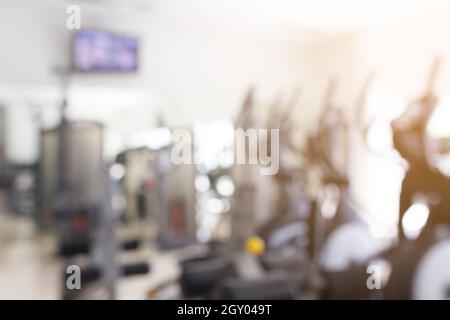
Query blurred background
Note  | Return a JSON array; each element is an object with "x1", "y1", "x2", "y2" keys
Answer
[{"x1": 2, "y1": 0, "x2": 450, "y2": 299}]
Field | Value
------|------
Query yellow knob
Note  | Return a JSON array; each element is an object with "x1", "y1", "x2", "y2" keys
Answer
[{"x1": 245, "y1": 236, "x2": 265, "y2": 256}]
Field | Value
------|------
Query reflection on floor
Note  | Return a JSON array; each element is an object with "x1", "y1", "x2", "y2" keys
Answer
[
  {"x1": 0, "y1": 213, "x2": 59, "y2": 299},
  {"x1": 0, "y1": 210, "x2": 180, "y2": 300}
]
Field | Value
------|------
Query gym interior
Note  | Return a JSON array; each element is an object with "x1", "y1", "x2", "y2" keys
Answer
[{"x1": 2, "y1": 0, "x2": 450, "y2": 300}]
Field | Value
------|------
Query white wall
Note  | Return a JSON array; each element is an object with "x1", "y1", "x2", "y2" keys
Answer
[{"x1": 0, "y1": 0, "x2": 316, "y2": 163}]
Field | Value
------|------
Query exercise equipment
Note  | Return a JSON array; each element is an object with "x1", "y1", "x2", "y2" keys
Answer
[
  {"x1": 0, "y1": 105, "x2": 6, "y2": 187},
  {"x1": 37, "y1": 120, "x2": 149, "y2": 299},
  {"x1": 52, "y1": 121, "x2": 104, "y2": 254},
  {"x1": 153, "y1": 129, "x2": 197, "y2": 249},
  {"x1": 248, "y1": 89, "x2": 313, "y2": 279},
  {"x1": 304, "y1": 77, "x2": 386, "y2": 299},
  {"x1": 0, "y1": 103, "x2": 38, "y2": 216},
  {"x1": 376, "y1": 56, "x2": 450, "y2": 299},
  {"x1": 37, "y1": 69, "x2": 150, "y2": 299},
  {"x1": 5, "y1": 164, "x2": 36, "y2": 216},
  {"x1": 151, "y1": 83, "x2": 381, "y2": 300},
  {"x1": 115, "y1": 147, "x2": 157, "y2": 222},
  {"x1": 61, "y1": 160, "x2": 150, "y2": 299},
  {"x1": 154, "y1": 88, "x2": 305, "y2": 300},
  {"x1": 347, "y1": 56, "x2": 450, "y2": 300},
  {"x1": 112, "y1": 125, "x2": 197, "y2": 251}
]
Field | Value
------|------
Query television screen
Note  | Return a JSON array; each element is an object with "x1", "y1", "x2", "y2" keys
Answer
[{"x1": 72, "y1": 30, "x2": 139, "y2": 72}]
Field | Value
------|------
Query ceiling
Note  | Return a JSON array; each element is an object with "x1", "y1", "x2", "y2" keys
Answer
[{"x1": 74, "y1": 0, "x2": 450, "y2": 34}]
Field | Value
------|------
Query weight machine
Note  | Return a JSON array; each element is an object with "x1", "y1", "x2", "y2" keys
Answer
[
  {"x1": 37, "y1": 69, "x2": 149, "y2": 299},
  {"x1": 153, "y1": 130, "x2": 197, "y2": 249}
]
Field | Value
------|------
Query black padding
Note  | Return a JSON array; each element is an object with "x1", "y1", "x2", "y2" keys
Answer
[
  {"x1": 320, "y1": 265, "x2": 371, "y2": 299},
  {"x1": 121, "y1": 262, "x2": 150, "y2": 276},
  {"x1": 121, "y1": 239, "x2": 140, "y2": 251},
  {"x1": 180, "y1": 255, "x2": 236, "y2": 297},
  {"x1": 215, "y1": 273, "x2": 298, "y2": 300},
  {"x1": 59, "y1": 238, "x2": 90, "y2": 257}
]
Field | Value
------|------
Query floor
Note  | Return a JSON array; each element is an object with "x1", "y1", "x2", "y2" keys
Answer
[{"x1": 0, "y1": 207, "x2": 181, "y2": 300}]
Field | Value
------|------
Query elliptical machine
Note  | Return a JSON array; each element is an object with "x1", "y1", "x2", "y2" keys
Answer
[
  {"x1": 304, "y1": 77, "x2": 385, "y2": 299},
  {"x1": 343, "y1": 57, "x2": 450, "y2": 299},
  {"x1": 380, "y1": 56, "x2": 450, "y2": 299},
  {"x1": 245, "y1": 89, "x2": 313, "y2": 282}
]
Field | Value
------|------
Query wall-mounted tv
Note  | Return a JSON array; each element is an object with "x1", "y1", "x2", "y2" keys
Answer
[{"x1": 72, "y1": 30, "x2": 139, "y2": 72}]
